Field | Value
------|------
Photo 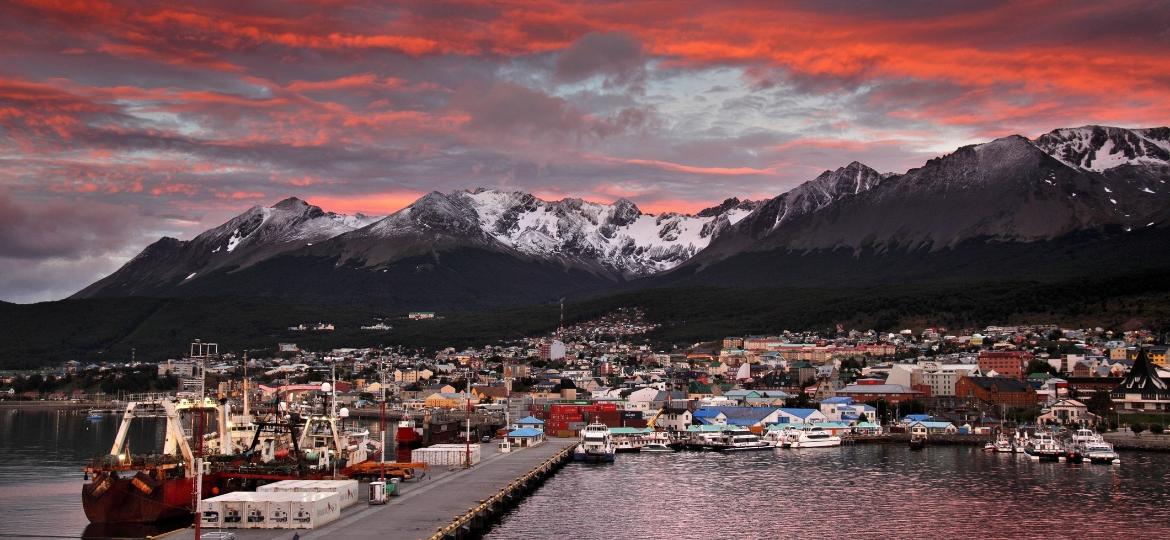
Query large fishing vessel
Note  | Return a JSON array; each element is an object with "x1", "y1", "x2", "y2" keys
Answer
[
  {"x1": 82, "y1": 394, "x2": 212, "y2": 524},
  {"x1": 82, "y1": 378, "x2": 377, "y2": 524}
]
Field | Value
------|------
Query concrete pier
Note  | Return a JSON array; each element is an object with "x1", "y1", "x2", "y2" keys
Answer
[{"x1": 167, "y1": 439, "x2": 576, "y2": 540}]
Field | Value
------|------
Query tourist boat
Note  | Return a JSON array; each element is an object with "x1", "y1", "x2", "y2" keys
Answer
[
  {"x1": 614, "y1": 438, "x2": 641, "y2": 453},
  {"x1": 908, "y1": 435, "x2": 927, "y2": 451},
  {"x1": 787, "y1": 426, "x2": 842, "y2": 448},
  {"x1": 683, "y1": 429, "x2": 725, "y2": 451},
  {"x1": 1078, "y1": 438, "x2": 1121, "y2": 465},
  {"x1": 1065, "y1": 429, "x2": 1119, "y2": 464},
  {"x1": 1024, "y1": 432, "x2": 1065, "y2": 461},
  {"x1": 709, "y1": 429, "x2": 772, "y2": 451},
  {"x1": 573, "y1": 423, "x2": 616, "y2": 463},
  {"x1": 642, "y1": 443, "x2": 673, "y2": 453}
]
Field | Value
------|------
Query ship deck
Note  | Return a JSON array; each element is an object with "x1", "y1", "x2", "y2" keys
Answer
[{"x1": 166, "y1": 438, "x2": 576, "y2": 540}]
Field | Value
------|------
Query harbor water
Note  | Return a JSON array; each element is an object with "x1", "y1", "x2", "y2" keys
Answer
[
  {"x1": 485, "y1": 444, "x2": 1170, "y2": 539},
  {"x1": 5, "y1": 408, "x2": 1170, "y2": 539},
  {"x1": 0, "y1": 408, "x2": 180, "y2": 539}
]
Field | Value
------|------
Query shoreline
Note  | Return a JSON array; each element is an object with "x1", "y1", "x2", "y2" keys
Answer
[{"x1": 0, "y1": 401, "x2": 100, "y2": 410}]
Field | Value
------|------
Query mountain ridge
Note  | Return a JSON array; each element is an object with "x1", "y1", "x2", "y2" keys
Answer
[{"x1": 72, "y1": 124, "x2": 1170, "y2": 307}]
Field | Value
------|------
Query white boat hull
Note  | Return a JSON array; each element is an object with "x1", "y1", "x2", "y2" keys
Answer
[{"x1": 789, "y1": 438, "x2": 842, "y2": 448}]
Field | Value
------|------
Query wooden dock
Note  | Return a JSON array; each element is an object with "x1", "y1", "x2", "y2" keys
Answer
[{"x1": 164, "y1": 439, "x2": 577, "y2": 540}]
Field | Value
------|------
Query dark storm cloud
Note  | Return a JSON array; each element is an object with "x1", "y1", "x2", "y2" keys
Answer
[{"x1": 0, "y1": 191, "x2": 140, "y2": 260}]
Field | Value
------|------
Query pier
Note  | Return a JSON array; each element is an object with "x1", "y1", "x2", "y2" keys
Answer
[{"x1": 166, "y1": 439, "x2": 576, "y2": 540}]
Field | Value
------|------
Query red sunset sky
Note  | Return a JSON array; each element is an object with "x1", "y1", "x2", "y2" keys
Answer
[{"x1": 1, "y1": 0, "x2": 1168, "y2": 301}]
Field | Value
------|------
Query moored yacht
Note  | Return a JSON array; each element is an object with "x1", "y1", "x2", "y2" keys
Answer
[
  {"x1": 710, "y1": 429, "x2": 771, "y2": 451},
  {"x1": 787, "y1": 426, "x2": 842, "y2": 448},
  {"x1": 1024, "y1": 432, "x2": 1065, "y2": 461}
]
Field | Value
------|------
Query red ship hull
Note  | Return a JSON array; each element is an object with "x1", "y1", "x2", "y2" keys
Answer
[{"x1": 82, "y1": 474, "x2": 194, "y2": 524}]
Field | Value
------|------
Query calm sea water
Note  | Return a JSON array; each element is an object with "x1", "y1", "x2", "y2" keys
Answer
[
  {"x1": 5, "y1": 409, "x2": 1170, "y2": 539},
  {"x1": 0, "y1": 408, "x2": 173, "y2": 539},
  {"x1": 485, "y1": 443, "x2": 1170, "y2": 540}
]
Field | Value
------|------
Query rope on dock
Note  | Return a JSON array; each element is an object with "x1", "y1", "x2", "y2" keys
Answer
[{"x1": 428, "y1": 444, "x2": 574, "y2": 540}]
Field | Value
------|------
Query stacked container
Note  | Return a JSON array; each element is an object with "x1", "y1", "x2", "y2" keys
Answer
[
  {"x1": 202, "y1": 491, "x2": 342, "y2": 530},
  {"x1": 258, "y1": 479, "x2": 360, "y2": 509},
  {"x1": 411, "y1": 443, "x2": 482, "y2": 467}
]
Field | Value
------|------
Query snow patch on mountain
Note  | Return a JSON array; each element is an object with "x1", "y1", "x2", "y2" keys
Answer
[{"x1": 1034, "y1": 126, "x2": 1170, "y2": 171}]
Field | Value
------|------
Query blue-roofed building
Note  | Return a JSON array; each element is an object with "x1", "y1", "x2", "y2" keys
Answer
[
  {"x1": 908, "y1": 421, "x2": 957, "y2": 436},
  {"x1": 902, "y1": 413, "x2": 933, "y2": 423},
  {"x1": 692, "y1": 406, "x2": 785, "y2": 428},
  {"x1": 514, "y1": 416, "x2": 545, "y2": 430},
  {"x1": 507, "y1": 428, "x2": 545, "y2": 448},
  {"x1": 821, "y1": 397, "x2": 878, "y2": 422}
]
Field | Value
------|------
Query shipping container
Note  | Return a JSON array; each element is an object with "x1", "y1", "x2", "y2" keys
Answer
[
  {"x1": 198, "y1": 500, "x2": 222, "y2": 529},
  {"x1": 411, "y1": 443, "x2": 482, "y2": 467},
  {"x1": 205, "y1": 491, "x2": 341, "y2": 530},
  {"x1": 258, "y1": 479, "x2": 359, "y2": 509},
  {"x1": 289, "y1": 492, "x2": 342, "y2": 529},
  {"x1": 202, "y1": 492, "x2": 251, "y2": 529},
  {"x1": 221, "y1": 497, "x2": 245, "y2": 528},
  {"x1": 267, "y1": 498, "x2": 291, "y2": 528},
  {"x1": 245, "y1": 499, "x2": 268, "y2": 528}
]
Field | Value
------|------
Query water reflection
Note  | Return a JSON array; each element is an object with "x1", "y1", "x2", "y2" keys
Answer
[{"x1": 485, "y1": 446, "x2": 1170, "y2": 540}]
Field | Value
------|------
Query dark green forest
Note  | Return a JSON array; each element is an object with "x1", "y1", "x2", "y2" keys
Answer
[{"x1": 2, "y1": 270, "x2": 1169, "y2": 369}]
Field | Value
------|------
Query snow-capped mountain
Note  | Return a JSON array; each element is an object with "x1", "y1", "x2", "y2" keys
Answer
[
  {"x1": 73, "y1": 197, "x2": 379, "y2": 298},
  {"x1": 311, "y1": 189, "x2": 759, "y2": 278},
  {"x1": 74, "y1": 190, "x2": 758, "y2": 299},
  {"x1": 74, "y1": 125, "x2": 1170, "y2": 306},
  {"x1": 1034, "y1": 125, "x2": 1170, "y2": 171},
  {"x1": 666, "y1": 129, "x2": 1170, "y2": 288},
  {"x1": 733, "y1": 161, "x2": 884, "y2": 240}
]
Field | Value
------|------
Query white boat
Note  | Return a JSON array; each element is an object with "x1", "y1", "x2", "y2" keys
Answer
[
  {"x1": 573, "y1": 423, "x2": 616, "y2": 463},
  {"x1": 1068, "y1": 430, "x2": 1119, "y2": 464},
  {"x1": 1079, "y1": 438, "x2": 1120, "y2": 465},
  {"x1": 1070, "y1": 428, "x2": 1101, "y2": 446},
  {"x1": 1024, "y1": 432, "x2": 1065, "y2": 461},
  {"x1": 787, "y1": 426, "x2": 842, "y2": 448},
  {"x1": 614, "y1": 438, "x2": 642, "y2": 453},
  {"x1": 710, "y1": 429, "x2": 771, "y2": 451},
  {"x1": 763, "y1": 428, "x2": 798, "y2": 448},
  {"x1": 986, "y1": 433, "x2": 1014, "y2": 453},
  {"x1": 642, "y1": 443, "x2": 673, "y2": 453}
]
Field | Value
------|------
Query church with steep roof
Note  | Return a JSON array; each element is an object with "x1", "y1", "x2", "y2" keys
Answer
[{"x1": 1111, "y1": 349, "x2": 1170, "y2": 413}]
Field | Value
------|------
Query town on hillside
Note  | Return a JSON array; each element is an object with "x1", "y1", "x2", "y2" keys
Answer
[{"x1": 5, "y1": 310, "x2": 1169, "y2": 440}]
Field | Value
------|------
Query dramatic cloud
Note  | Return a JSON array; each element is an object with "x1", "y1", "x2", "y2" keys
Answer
[
  {"x1": 1, "y1": 0, "x2": 1167, "y2": 301},
  {"x1": 554, "y1": 31, "x2": 647, "y2": 90}
]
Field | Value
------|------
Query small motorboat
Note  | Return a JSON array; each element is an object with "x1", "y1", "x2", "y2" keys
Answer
[
  {"x1": 642, "y1": 443, "x2": 673, "y2": 453},
  {"x1": 909, "y1": 435, "x2": 927, "y2": 451}
]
